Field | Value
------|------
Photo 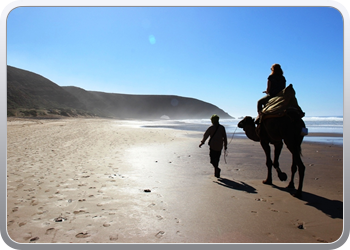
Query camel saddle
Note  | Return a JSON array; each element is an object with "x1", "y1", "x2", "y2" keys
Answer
[{"x1": 261, "y1": 84, "x2": 305, "y2": 121}]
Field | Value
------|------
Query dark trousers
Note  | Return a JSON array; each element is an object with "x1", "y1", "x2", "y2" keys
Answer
[
  {"x1": 209, "y1": 149, "x2": 222, "y2": 169},
  {"x1": 257, "y1": 94, "x2": 272, "y2": 112}
]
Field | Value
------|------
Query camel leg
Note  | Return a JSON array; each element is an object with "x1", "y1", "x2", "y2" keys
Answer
[
  {"x1": 273, "y1": 142, "x2": 287, "y2": 181},
  {"x1": 285, "y1": 138, "x2": 305, "y2": 198},
  {"x1": 260, "y1": 140, "x2": 273, "y2": 185},
  {"x1": 294, "y1": 155, "x2": 305, "y2": 198},
  {"x1": 287, "y1": 159, "x2": 297, "y2": 189}
]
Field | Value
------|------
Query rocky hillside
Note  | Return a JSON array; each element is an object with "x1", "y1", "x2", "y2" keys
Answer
[{"x1": 7, "y1": 66, "x2": 232, "y2": 119}]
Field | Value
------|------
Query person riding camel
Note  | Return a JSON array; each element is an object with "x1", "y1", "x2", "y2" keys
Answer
[{"x1": 256, "y1": 64, "x2": 286, "y2": 123}]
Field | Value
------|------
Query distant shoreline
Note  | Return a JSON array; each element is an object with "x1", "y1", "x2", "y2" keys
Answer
[
  {"x1": 306, "y1": 132, "x2": 343, "y2": 137},
  {"x1": 7, "y1": 116, "x2": 343, "y2": 147},
  {"x1": 7, "y1": 116, "x2": 343, "y2": 138}
]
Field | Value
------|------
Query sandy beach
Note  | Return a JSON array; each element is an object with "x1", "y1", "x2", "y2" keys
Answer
[{"x1": 6, "y1": 118, "x2": 343, "y2": 244}]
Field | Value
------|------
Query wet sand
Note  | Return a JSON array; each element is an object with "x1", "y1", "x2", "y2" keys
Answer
[{"x1": 6, "y1": 118, "x2": 343, "y2": 244}]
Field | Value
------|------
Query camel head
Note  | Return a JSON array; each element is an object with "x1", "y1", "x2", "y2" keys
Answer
[
  {"x1": 238, "y1": 116, "x2": 260, "y2": 142},
  {"x1": 237, "y1": 116, "x2": 255, "y2": 130}
]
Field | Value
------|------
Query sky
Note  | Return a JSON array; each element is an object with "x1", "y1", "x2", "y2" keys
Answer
[{"x1": 6, "y1": 6, "x2": 344, "y2": 117}]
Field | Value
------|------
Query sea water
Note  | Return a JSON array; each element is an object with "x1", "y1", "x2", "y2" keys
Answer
[
  {"x1": 299, "y1": 116, "x2": 343, "y2": 145},
  {"x1": 155, "y1": 116, "x2": 343, "y2": 146}
]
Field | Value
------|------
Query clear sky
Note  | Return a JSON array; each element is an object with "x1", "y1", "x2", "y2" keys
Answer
[{"x1": 6, "y1": 6, "x2": 344, "y2": 117}]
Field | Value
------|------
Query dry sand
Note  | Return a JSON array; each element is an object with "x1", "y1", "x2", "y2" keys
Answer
[{"x1": 6, "y1": 118, "x2": 343, "y2": 244}]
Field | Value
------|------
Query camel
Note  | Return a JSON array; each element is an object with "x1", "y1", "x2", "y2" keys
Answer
[{"x1": 237, "y1": 111, "x2": 306, "y2": 198}]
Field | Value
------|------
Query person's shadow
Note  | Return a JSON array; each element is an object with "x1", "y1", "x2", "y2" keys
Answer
[
  {"x1": 272, "y1": 184, "x2": 343, "y2": 219},
  {"x1": 214, "y1": 178, "x2": 257, "y2": 194}
]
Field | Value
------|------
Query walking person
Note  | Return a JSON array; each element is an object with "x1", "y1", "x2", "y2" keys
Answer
[{"x1": 199, "y1": 114, "x2": 228, "y2": 178}]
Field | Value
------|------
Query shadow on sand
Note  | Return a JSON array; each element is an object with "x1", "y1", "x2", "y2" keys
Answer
[
  {"x1": 272, "y1": 184, "x2": 343, "y2": 219},
  {"x1": 214, "y1": 178, "x2": 257, "y2": 194}
]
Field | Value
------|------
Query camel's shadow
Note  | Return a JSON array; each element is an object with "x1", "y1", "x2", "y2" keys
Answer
[
  {"x1": 272, "y1": 184, "x2": 343, "y2": 219},
  {"x1": 214, "y1": 178, "x2": 257, "y2": 194}
]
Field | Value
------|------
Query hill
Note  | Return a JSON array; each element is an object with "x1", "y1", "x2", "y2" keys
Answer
[
  {"x1": 7, "y1": 66, "x2": 232, "y2": 119},
  {"x1": 7, "y1": 66, "x2": 90, "y2": 117}
]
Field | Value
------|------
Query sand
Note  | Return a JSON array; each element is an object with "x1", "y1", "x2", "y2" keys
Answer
[{"x1": 6, "y1": 118, "x2": 343, "y2": 244}]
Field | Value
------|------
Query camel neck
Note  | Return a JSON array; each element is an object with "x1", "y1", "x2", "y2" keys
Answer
[{"x1": 244, "y1": 125, "x2": 260, "y2": 142}]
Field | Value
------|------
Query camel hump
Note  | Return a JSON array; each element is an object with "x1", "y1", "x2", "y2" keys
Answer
[{"x1": 262, "y1": 84, "x2": 304, "y2": 118}]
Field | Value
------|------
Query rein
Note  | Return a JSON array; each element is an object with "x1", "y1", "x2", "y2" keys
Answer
[{"x1": 224, "y1": 125, "x2": 238, "y2": 164}]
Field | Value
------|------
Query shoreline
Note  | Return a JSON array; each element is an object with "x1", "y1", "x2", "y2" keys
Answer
[
  {"x1": 7, "y1": 116, "x2": 343, "y2": 135},
  {"x1": 6, "y1": 118, "x2": 343, "y2": 244}
]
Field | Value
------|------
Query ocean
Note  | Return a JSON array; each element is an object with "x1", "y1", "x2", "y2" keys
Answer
[{"x1": 143, "y1": 116, "x2": 343, "y2": 146}]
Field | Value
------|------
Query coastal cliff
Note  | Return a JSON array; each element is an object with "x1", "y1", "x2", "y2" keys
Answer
[{"x1": 7, "y1": 66, "x2": 232, "y2": 119}]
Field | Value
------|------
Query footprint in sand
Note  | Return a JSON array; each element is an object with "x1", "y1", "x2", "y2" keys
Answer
[
  {"x1": 75, "y1": 232, "x2": 90, "y2": 238},
  {"x1": 23, "y1": 233, "x2": 32, "y2": 241},
  {"x1": 19, "y1": 222, "x2": 26, "y2": 227},
  {"x1": 148, "y1": 203, "x2": 156, "y2": 207},
  {"x1": 16, "y1": 183, "x2": 24, "y2": 190},
  {"x1": 267, "y1": 232, "x2": 276, "y2": 239},
  {"x1": 30, "y1": 200, "x2": 39, "y2": 206},
  {"x1": 109, "y1": 234, "x2": 118, "y2": 241},
  {"x1": 54, "y1": 216, "x2": 67, "y2": 222},
  {"x1": 155, "y1": 231, "x2": 165, "y2": 238},
  {"x1": 30, "y1": 237, "x2": 39, "y2": 242},
  {"x1": 73, "y1": 210, "x2": 88, "y2": 215},
  {"x1": 45, "y1": 228, "x2": 55, "y2": 235}
]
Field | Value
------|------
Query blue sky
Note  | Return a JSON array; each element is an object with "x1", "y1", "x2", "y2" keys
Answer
[{"x1": 7, "y1": 6, "x2": 344, "y2": 117}]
